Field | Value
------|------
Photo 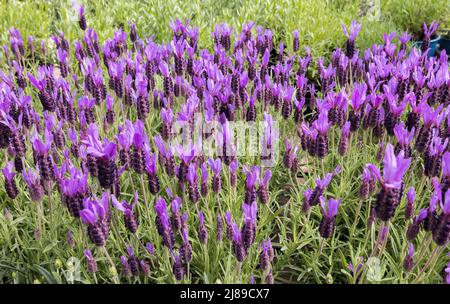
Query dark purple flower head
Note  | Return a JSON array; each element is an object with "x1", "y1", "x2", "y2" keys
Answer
[
  {"x1": 398, "y1": 32, "x2": 411, "y2": 44},
  {"x1": 341, "y1": 20, "x2": 361, "y2": 41},
  {"x1": 320, "y1": 196, "x2": 341, "y2": 218},
  {"x1": 423, "y1": 21, "x2": 439, "y2": 39},
  {"x1": 244, "y1": 165, "x2": 259, "y2": 190},
  {"x1": 23, "y1": 168, "x2": 44, "y2": 202},
  {"x1": 186, "y1": 163, "x2": 198, "y2": 184},
  {"x1": 407, "y1": 187, "x2": 415, "y2": 206},
  {"x1": 443, "y1": 152, "x2": 450, "y2": 177},
  {"x1": 83, "y1": 124, "x2": 117, "y2": 160},
  {"x1": 80, "y1": 192, "x2": 110, "y2": 225},
  {"x1": 350, "y1": 83, "x2": 366, "y2": 113},
  {"x1": 145, "y1": 152, "x2": 158, "y2": 175},
  {"x1": 429, "y1": 135, "x2": 448, "y2": 157},
  {"x1": 208, "y1": 158, "x2": 222, "y2": 176},
  {"x1": 112, "y1": 192, "x2": 137, "y2": 216},
  {"x1": 31, "y1": 128, "x2": 53, "y2": 155},
  {"x1": 242, "y1": 201, "x2": 257, "y2": 225},
  {"x1": 117, "y1": 120, "x2": 134, "y2": 149},
  {"x1": 259, "y1": 170, "x2": 272, "y2": 188},
  {"x1": 146, "y1": 242, "x2": 155, "y2": 255},
  {"x1": 313, "y1": 112, "x2": 330, "y2": 135},
  {"x1": 316, "y1": 173, "x2": 333, "y2": 189},
  {"x1": 2, "y1": 161, "x2": 15, "y2": 182},
  {"x1": 394, "y1": 122, "x2": 414, "y2": 145},
  {"x1": 367, "y1": 143, "x2": 411, "y2": 189}
]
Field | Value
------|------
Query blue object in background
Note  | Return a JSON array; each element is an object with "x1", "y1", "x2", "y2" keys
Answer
[
  {"x1": 413, "y1": 36, "x2": 442, "y2": 57},
  {"x1": 438, "y1": 38, "x2": 450, "y2": 55}
]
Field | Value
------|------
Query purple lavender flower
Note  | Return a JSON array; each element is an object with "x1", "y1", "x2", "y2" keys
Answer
[
  {"x1": 187, "y1": 163, "x2": 200, "y2": 203},
  {"x1": 368, "y1": 144, "x2": 411, "y2": 221},
  {"x1": 306, "y1": 173, "x2": 333, "y2": 207},
  {"x1": 403, "y1": 243, "x2": 414, "y2": 272},
  {"x1": 208, "y1": 158, "x2": 222, "y2": 193},
  {"x1": 78, "y1": 5, "x2": 87, "y2": 31},
  {"x1": 405, "y1": 187, "x2": 415, "y2": 220},
  {"x1": 198, "y1": 211, "x2": 208, "y2": 244},
  {"x1": 319, "y1": 197, "x2": 341, "y2": 238},
  {"x1": 154, "y1": 197, "x2": 173, "y2": 248},
  {"x1": 424, "y1": 135, "x2": 448, "y2": 178},
  {"x1": 421, "y1": 22, "x2": 439, "y2": 54},
  {"x1": 232, "y1": 222, "x2": 246, "y2": 262},
  {"x1": 2, "y1": 162, "x2": 18, "y2": 199},
  {"x1": 258, "y1": 170, "x2": 272, "y2": 204},
  {"x1": 341, "y1": 20, "x2": 361, "y2": 58},
  {"x1": 200, "y1": 163, "x2": 209, "y2": 197},
  {"x1": 84, "y1": 249, "x2": 97, "y2": 273},
  {"x1": 112, "y1": 192, "x2": 138, "y2": 233},
  {"x1": 31, "y1": 128, "x2": 53, "y2": 184},
  {"x1": 145, "y1": 152, "x2": 160, "y2": 195},
  {"x1": 432, "y1": 186, "x2": 450, "y2": 246},
  {"x1": 394, "y1": 122, "x2": 414, "y2": 157},
  {"x1": 242, "y1": 201, "x2": 257, "y2": 251},
  {"x1": 22, "y1": 168, "x2": 44, "y2": 202},
  {"x1": 80, "y1": 193, "x2": 110, "y2": 246},
  {"x1": 444, "y1": 261, "x2": 450, "y2": 284},
  {"x1": 243, "y1": 166, "x2": 259, "y2": 205},
  {"x1": 84, "y1": 124, "x2": 117, "y2": 189},
  {"x1": 338, "y1": 122, "x2": 351, "y2": 156},
  {"x1": 313, "y1": 112, "x2": 330, "y2": 158}
]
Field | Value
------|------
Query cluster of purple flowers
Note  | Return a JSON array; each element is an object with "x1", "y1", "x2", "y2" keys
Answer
[{"x1": 1, "y1": 5, "x2": 450, "y2": 283}]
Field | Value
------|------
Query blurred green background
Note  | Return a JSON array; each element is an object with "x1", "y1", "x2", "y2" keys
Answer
[{"x1": 0, "y1": 0, "x2": 449, "y2": 60}]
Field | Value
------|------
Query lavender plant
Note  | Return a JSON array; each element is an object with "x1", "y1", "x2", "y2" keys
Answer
[{"x1": 0, "y1": 9, "x2": 449, "y2": 284}]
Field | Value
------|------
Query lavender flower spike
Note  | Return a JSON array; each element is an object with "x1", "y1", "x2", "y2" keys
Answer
[
  {"x1": 368, "y1": 144, "x2": 411, "y2": 221},
  {"x1": 319, "y1": 196, "x2": 341, "y2": 238},
  {"x1": 2, "y1": 162, "x2": 18, "y2": 199}
]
